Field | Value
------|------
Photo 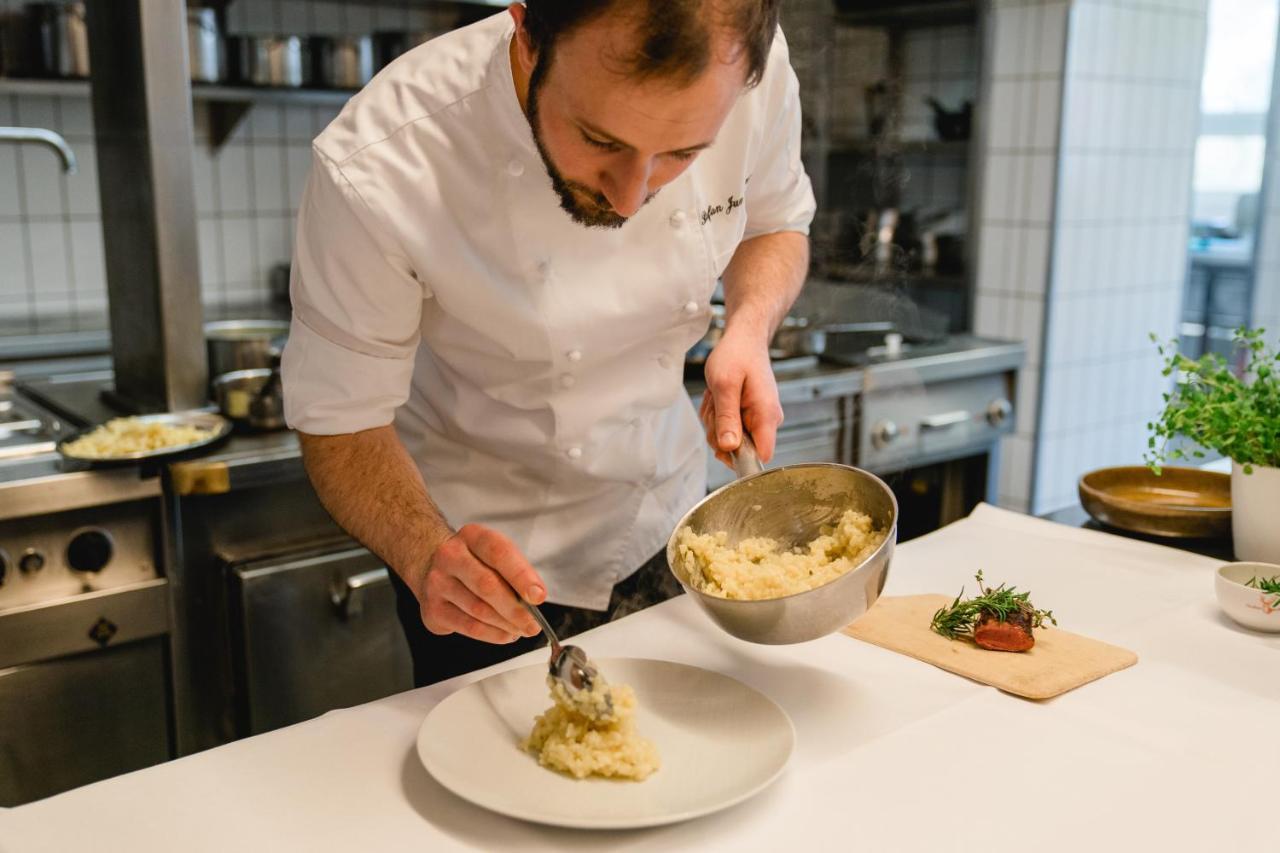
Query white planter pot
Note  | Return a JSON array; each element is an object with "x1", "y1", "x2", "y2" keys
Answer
[{"x1": 1231, "y1": 461, "x2": 1280, "y2": 563}]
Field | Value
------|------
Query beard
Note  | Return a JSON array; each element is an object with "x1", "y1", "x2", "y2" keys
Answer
[{"x1": 525, "y1": 57, "x2": 655, "y2": 230}]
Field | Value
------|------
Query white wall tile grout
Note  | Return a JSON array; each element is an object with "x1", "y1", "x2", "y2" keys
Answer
[{"x1": 0, "y1": 0, "x2": 425, "y2": 326}]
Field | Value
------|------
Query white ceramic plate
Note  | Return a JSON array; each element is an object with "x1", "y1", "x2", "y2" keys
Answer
[{"x1": 416, "y1": 657, "x2": 794, "y2": 830}]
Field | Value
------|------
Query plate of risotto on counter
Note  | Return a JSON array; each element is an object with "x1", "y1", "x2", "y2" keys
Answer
[
  {"x1": 416, "y1": 658, "x2": 793, "y2": 829},
  {"x1": 58, "y1": 412, "x2": 231, "y2": 465}
]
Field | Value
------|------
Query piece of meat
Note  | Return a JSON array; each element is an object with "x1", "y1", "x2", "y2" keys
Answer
[{"x1": 973, "y1": 608, "x2": 1035, "y2": 652}]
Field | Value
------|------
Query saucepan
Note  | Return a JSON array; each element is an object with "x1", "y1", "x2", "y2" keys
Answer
[
  {"x1": 205, "y1": 320, "x2": 288, "y2": 430},
  {"x1": 205, "y1": 319, "x2": 289, "y2": 378},
  {"x1": 666, "y1": 435, "x2": 898, "y2": 644},
  {"x1": 213, "y1": 367, "x2": 285, "y2": 431}
]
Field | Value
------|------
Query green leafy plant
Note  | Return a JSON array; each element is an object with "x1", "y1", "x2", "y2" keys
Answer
[
  {"x1": 1245, "y1": 575, "x2": 1280, "y2": 595},
  {"x1": 1145, "y1": 327, "x2": 1280, "y2": 474},
  {"x1": 930, "y1": 570, "x2": 1056, "y2": 641}
]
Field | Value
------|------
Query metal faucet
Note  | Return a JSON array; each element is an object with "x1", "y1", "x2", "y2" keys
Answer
[{"x1": 0, "y1": 126, "x2": 78, "y2": 174}]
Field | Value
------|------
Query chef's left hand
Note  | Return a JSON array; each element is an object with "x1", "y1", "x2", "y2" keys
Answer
[{"x1": 699, "y1": 326, "x2": 783, "y2": 467}]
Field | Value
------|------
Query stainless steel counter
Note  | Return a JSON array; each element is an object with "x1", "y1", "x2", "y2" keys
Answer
[{"x1": 0, "y1": 335, "x2": 1024, "y2": 506}]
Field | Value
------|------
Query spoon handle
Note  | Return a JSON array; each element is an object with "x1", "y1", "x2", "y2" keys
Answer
[
  {"x1": 521, "y1": 599, "x2": 561, "y2": 656},
  {"x1": 730, "y1": 430, "x2": 763, "y2": 479}
]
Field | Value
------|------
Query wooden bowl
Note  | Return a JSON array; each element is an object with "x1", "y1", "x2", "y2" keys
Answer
[{"x1": 1078, "y1": 466, "x2": 1231, "y2": 539}]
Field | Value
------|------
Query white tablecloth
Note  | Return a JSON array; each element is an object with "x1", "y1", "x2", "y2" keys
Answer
[{"x1": 3, "y1": 505, "x2": 1277, "y2": 852}]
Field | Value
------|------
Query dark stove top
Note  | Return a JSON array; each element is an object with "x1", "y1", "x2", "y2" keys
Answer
[{"x1": 0, "y1": 374, "x2": 64, "y2": 460}]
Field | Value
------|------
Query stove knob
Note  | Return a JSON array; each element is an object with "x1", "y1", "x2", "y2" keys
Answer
[
  {"x1": 67, "y1": 529, "x2": 114, "y2": 574},
  {"x1": 986, "y1": 398, "x2": 1013, "y2": 427},
  {"x1": 872, "y1": 420, "x2": 900, "y2": 449},
  {"x1": 19, "y1": 549, "x2": 45, "y2": 575}
]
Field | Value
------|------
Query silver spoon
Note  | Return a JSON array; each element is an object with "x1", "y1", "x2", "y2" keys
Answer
[{"x1": 519, "y1": 599, "x2": 614, "y2": 720}]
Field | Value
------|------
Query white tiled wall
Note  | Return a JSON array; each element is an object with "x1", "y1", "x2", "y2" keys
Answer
[
  {"x1": 0, "y1": 0, "x2": 454, "y2": 332},
  {"x1": 975, "y1": 0, "x2": 1209, "y2": 514},
  {"x1": 973, "y1": 0, "x2": 1069, "y2": 512},
  {"x1": 1035, "y1": 0, "x2": 1207, "y2": 513}
]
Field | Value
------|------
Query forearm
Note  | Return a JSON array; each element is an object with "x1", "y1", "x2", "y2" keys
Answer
[
  {"x1": 297, "y1": 425, "x2": 451, "y2": 587},
  {"x1": 719, "y1": 231, "x2": 809, "y2": 345}
]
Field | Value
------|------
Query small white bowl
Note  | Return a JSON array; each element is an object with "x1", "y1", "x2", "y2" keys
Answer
[{"x1": 1215, "y1": 562, "x2": 1280, "y2": 632}]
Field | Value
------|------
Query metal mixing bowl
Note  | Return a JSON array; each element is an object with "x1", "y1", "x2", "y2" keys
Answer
[{"x1": 666, "y1": 456, "x2": 898, "y2": 645}]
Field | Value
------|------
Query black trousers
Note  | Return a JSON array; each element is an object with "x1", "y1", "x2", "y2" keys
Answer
[{"x1": 389, "y1": 548, "x2": 684, "y2": 687}]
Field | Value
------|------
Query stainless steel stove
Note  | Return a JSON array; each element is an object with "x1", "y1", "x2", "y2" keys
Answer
[
  {"x1": 0, "y1": 371, "x2": 63, "y2": 460},
  {"x1": 0, "y1": 371, "x2": 172, "y2": 806}
]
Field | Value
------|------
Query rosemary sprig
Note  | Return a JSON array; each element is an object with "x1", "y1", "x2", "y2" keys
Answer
[
  {"x1": 930, "y1": 570, "x2": 1057, "y2": 641},
  {"x1": 1245, "y1": 575, "x2": 1280, "y2": 595}
]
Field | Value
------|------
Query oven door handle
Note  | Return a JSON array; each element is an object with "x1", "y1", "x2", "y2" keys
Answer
[
  {"x1": 331, "y1": 568, "x2": 391, "y2": 620},
  {"x1": 919, "y1": 410, "x2": 971, "y2": 430}
]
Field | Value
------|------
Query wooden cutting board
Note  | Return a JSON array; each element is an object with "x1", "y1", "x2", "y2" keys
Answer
[{"x1": 842, "y1": 594, "x2": 1138, "y2": 700}]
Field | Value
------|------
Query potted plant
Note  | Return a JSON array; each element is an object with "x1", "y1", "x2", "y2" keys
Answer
[{"x1": 1146, "y1": 328, "x2": 1280, "y2": 562}]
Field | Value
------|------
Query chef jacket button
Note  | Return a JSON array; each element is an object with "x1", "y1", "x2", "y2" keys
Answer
[
  {"x1": 560, "y1": 373, "x2": 576, "y2": 389},
  {"x1": 507, "y1": 159, "x2": 524, "y2": 177},
  {"x1": 683, "y1": 300, "x2": 699, "y2": 315},
  {"x1": 658, "y1": 354, "x2": 673, "y2": 369},
  {"x1": 669, "y1": 210, "x2": 686, "y2": 229},
  {"x1": 566, "y1": 349, "x2": 582, "y2": 362},
  {"x1": 566, "y1": 446, "x2": 583, "y2": 460}
]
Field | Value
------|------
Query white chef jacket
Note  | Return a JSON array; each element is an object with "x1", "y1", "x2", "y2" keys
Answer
[{"x1": 282, "y1": 12, "x2": 815, "y2": 609}]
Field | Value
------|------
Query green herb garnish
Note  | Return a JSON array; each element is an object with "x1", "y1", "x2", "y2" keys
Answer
[
  {"x1": 1145, "y1": 327, "x2": 1280, "y2": 474},
  {"x1": 930, "y1": 570, "x2": 1057, "y2": 641},
  {"x1": 1245, "y1": 575, "x2": 1280, "y2": 595}
]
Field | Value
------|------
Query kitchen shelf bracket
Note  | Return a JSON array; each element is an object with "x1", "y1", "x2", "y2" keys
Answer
[{"x1": 205, "y1": 100, "x2": 251, "y2": 152}]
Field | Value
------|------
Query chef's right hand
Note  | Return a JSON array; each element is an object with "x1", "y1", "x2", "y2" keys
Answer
[{"x1": 417, "y1": 524, "x2": 546, "y2": 644}]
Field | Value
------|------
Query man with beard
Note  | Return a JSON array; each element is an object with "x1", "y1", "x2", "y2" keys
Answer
[{"x1": 282, "y1": 0, "x2": 815, "y2": 685}]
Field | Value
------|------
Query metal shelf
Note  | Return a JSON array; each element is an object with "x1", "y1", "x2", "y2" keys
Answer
[
  {"x1": 0, "y1": 77, "x2": 352, "y2": 106},
  {"x1": 835, "y1": 0, "x2": 978, "y2": 29},
  {"x1": 828, "y1": 137, "x2": 970, "y2": 156},
  {"x1": 0, "y1": 77, "x2": 354, "y2": 149}
]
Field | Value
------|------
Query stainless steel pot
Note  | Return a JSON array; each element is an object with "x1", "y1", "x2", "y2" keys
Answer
[
  {"x1": 204, "y1": 320, "x2": 289, "y2": 378},
  {"x1": 213, "y1": 368, "x2": 285, "y2": 431},
  {"x1": 666, "y1": 436, "x2": 898, "y2": 644},
  {"x1": 187, "y1": 8, "x2": 223, "y2": 83},
  {"x1": 308, "y1": 35, "x2": 375, "y2": 89},
  {"x1": 330, "y1": 36, "x2": 374, "y2": 88},
  {"x1": 25, "y1": 1, "x2": 88, "y2": 79},
  {"x1": 226, "y1": 35, "x2": 304, "y2": 87}
]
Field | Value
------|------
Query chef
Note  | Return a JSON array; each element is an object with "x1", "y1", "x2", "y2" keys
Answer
[{"x1": 282, "y1": 0, "x2": 815, "y2": 686}]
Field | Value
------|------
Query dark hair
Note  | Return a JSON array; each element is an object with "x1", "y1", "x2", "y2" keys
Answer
[{"x1": 522, "y1": 0, "x2": 780, "y2": 88}]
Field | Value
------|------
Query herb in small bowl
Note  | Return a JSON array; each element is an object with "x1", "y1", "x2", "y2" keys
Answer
[
  {"x1": 1245, "y1": 575, "x2": 1280, "y2": 595},
  {"x1": 1214, "y1": 563, "x2": 1280, "y2": 632},
  {"x1": 931, "y1": 571, "x2": 1057, "y2": 652}
]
